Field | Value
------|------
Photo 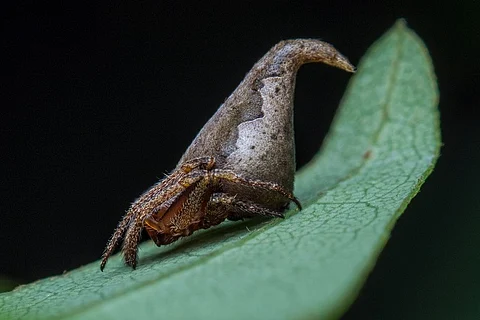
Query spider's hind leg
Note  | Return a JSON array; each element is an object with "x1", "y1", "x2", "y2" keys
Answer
[
  {"x1": 205, "y1": 193, "x2": 285, "y2": 226},
  {"x1": 212, "y1": 169, "x2": 302, "y2": 210}
]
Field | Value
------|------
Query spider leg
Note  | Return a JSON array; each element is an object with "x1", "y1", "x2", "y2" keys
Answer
[
  {"x1": 121, "y1": 169, "x2": 212, "y2": 268},
  {"x1": 151, "y1": 176, "x2": 214, "y2": 245},
  {"x1": 145, "y1": 217, "x2": 166, "y2": 245},
  {"x1": 200, "y1": 193, "x2": 232, "y2": 227},
  {"x1": 120, "y1": 178, "x2": 201, "y2": 268},
  {"x1": 100, "y1": 211, "x2": 134, "y2": 271},
  {"x1": 206, "y1": 193, "x2": 285, "y2": 224},
  {"x1": 143, "y1": 183, "x2": 196, "y2": 246},
  {"x1": 212, "y1": 169, "x2": 302, "y2": 210},
  {"x1": 100, "y1": 157, "x2": 217, "y2": 271},
  {"x1": 179, "y1": 156, "x2": 215, "y2": 172},
  {"x1": 121, "y1": 216, "x2": 145, "y2": 269}
]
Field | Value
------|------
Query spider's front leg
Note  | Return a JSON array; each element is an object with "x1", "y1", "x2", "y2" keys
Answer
[
  {"x1": 143, "y1": 166, "x2": 217, "y2": 246},
  {"x1": 123, "y1": 168, "x2": 215, "y2": 269},
  {"x1": 100, "y1": 157, "x2": 216, "y2": 271}
]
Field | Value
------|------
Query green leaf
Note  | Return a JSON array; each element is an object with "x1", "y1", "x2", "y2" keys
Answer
[{"x1": 0, "y1": 20, "x2": 440, "y2": 320}]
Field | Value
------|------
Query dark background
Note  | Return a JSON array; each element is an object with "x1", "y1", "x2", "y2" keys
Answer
[{"x1": 1, "y1": 1, "x2": 479, "y2": 319}]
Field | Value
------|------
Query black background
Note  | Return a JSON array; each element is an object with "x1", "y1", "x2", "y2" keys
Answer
[{"x1": 2, "y1": 1, "x2": 479, "y2": 319}]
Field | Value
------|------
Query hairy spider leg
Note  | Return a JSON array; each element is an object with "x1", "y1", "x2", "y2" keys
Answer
[
  {"x1": 120, "y1": 166, "x2": 215, "y2": 269},
  {"x1": 145, "y1": 170, "x2": 216, "y2": 245},
  {"x1": 100, "y1": 213, "x2": 133, "y2": 271},
  {"x1": 211, "y1": 169, "x2": 302, "y2": 210},
  {"x1": 100, "y1": 157, "x2": 215, "y2": 271},
  {"x1": 179, "y1": 156, "x2": 215, "y2": 172},
  {"x1": 144, "y1": 182, "x2": 198, "y2": 245},
  {"x1": 100, "y1": 178, "x2": 179, "y2": 271},
  {"x1": 165, "y1": 176, "x2": 213, "y2": 237},
  {"x1": 205, "y1": 193, "x2": 285, "y2": 224}
]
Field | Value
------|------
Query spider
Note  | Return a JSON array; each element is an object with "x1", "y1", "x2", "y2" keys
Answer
[
  {"x1": 99, "y1": 38, "x2": 354, "y2": 270},
  {"x1": 100, "y1": 156, "x2": 301, "y2": 270}
]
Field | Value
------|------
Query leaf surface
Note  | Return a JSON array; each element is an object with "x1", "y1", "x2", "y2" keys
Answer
[{"x1": 0, "y1": 20, "x2": 440, "y2": 320}]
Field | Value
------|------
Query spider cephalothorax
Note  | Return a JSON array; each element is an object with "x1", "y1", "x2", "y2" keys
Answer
[
  {"x1": 100, "y1": 39, "x2": 354, "y2": 270},
  {"x1": 100, "y1": 156, "x2": 301, "y2": 270}
]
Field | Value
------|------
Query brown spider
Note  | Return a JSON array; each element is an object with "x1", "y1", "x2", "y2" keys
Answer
[
  {"x1": 100, "y1": 156, "x2": 301, "y2": 270},
  {"x1": 100, "y1": 38, "x2": 354, "y2": 270}
]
